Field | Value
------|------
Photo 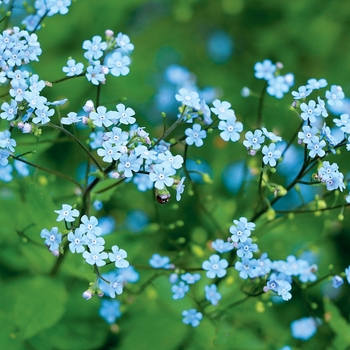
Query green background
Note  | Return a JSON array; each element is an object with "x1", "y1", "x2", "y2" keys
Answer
[{"x1": 1, "y1": 0, "x2": 350, "y2": 349}]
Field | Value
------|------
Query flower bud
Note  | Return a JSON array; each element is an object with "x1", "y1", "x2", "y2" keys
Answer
[{"x1": 82, "y1": 290, "x2": 93, "y2": 300}]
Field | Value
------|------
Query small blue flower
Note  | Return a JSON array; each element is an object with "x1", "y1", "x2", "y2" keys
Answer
[
  {"x1": 345, "y1": 266, "x2": 350, "y2": 283},
  {"x1": 54, "y1": 204, "x2": 79, "y2": 222},
  {"x1": 185, "y1": 124, "x2": 207, "y2": 147},
  {"x1": 182, "y1": 309, "x2": 203, "y2": 327},
  {"x1": 262, "y1": 143, "x2": 281, "y2": 167},
  {"x1": 40, "y1": 227, "x2": 62, "y2": 252},
  {"x1": 236, "y1": 238, "x2": 258, "y2": 259},
  {"x1": 276, "y1": 280, "x2": 292, "y2": 301},
  {"x1": 205, "y1": 284, "x2": 222, "y2": 305},
  {"x1": 298, "y1": 125, "x2": 319, "y2": 144},
  {"x1": 261, "y1": 127, "x2": 282, "y2": 142},
  {"x1": 235, "y1": 257, "x2": 258, "y2": 279},
  {"x1": 83, "y1": 245, "x2": 108, "y2": 266},
  {"x1": 211, "y1": 239, "x2": 233, "y2": 253},
  {"x1": 307, "y1": 138, "x2": 326, "y2": 158},
  {"x1": 61, "y1": 112, "x2": 82, "y2": 125},
  {"x1": 202, "y1": 254, "x2": 228, "y2": 278},
  {"x1": 80, "y1": 215, "x2": 102, "y2": 236},
  {"x1": 300, "y1": 100, "x2": 321, "y2": 123},
  {"x1": 291, "y1": 85, "x2": 312, "y2": 100},
  {"x1": 306, "y1": 78, "x2": 327, "y2": 90},
  {"x1": 175, "y1": 88, "x2": 200, "y2": 109},
  {"x1": 149, "y1": 253, "x2": 170, "y2": 268},
  {"x1": 99, "y1": 299, "x2": 121, "y2": 324},
  {"x1": 90, "y1": 106, "x2": 116, "y2": 128},
  {"x1": 243, "y1": 129, "x2": 265, "y2": 151},
  {"x1": 171, "y1": 281, "x2": 189, "y2": 300},
  {"x1": 109, "y1": 275, "x2": 125, "y2": 298},
  {"x1": 116, "y1": 33, "x2": 134, "y2": 53},
  {"x1": 181, "y1": 273, "x2": 201, "y2": 284},
  {"x1": 118, "y1": 153, "x2": 142, "y2": 178},
  {"x1": 109, "y1": 245, "x2": 129, "y2": 268},
  {"x1": 176, "y1": 177, "x2": 186, "y2": 201},
  {"x1": 290, "y1": 317, "x2": 318, "y2": 340},
  {"x1": 326, "y1": 85, "x2": 344, "y2": 107},
  {"x1": 106, "y1": 52, "x2": 130, "y2": 77},
  {"x1": 83, "y1": 35, "x2": 107, "y2": 60},
  {"x1": 332, "y1": 275, "x2": 344, "y2": 288},
  {"x1": 254, "y1": 59, "x2": 276, "y2": 80},
  {"x1": 218, "y1": 116, "x2": 243, "y2": 142},
  {"x1": 63, "y1": 59, "x2": 84, "y2": 76},
  {"x1": 115, "y1": 103, "x2": 136, "y2": 125},
  {"x1": 267, "y1": 76, "x2": 289, "y2": 99},
  {"x1": 67, "y1": 227, "x2": 88, "y2": 253},
  {"x1": 211, "y1": 99, "x2": 235, "y2": 120},
  {"x1": 149, "y1": 164, "x2": 175, "y2": 189}
]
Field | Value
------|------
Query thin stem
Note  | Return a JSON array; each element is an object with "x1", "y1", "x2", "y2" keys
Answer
[
  {"x1": 46, "y1": 123, "x2": 103, "y2": 172},
  {"x1": 11, "y1": 154, "x2": 83, "y2": 190}
]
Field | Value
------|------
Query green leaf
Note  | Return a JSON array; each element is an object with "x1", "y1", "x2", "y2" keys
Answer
[
  {"x1": 12, "y1": 275, "x2": 67, "y2": 339},
  {"x1": 324, "y1": 298, "x2": 350, "y2": 349}
]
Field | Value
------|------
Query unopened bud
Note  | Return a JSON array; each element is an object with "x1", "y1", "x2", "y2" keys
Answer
[{"x1": 82, "y1": 290, "x2": 93, "y2": 300}]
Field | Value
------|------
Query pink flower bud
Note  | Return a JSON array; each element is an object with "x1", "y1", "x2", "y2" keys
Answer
[
  {"x1": 105, "y1": 29, "x2": 114, "y2": 38},
  {"x1": 82, "y1": 290, "x2": 93, "y2": 300},
  {"x1": 83, "y1": 100, "x2": 94, "y2": 112}
]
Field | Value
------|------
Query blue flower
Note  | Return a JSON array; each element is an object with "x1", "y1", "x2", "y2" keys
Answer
[
  {"x1": 205, "y1": 284, "x2": 222, "y2": 305},
  {"x1": 83, "y1": 35, "x2": 107, "y2": 60},
  {"x1": 254, "y1": 59, "x2": 276, "y2": 80},
  {"x1": 158, "y1": 151, "x2": 183, "y2": 170},
  {"x1": 210, "y1": 99, "x2": 235, "y2": 120},
  {"x1": 326, "y1": 85, "x2": 344, "y2": 107},
  {"x1": 109, "y1": 245, "x2": 129, "y2": 268},
  {"x1": 176, "y1": 177, "x2": 186, "y2": 201},
  {"x1": 97, "y1": 142, "x2": 122, "y2": 163},
  {"x1": 149, "y1": 253, "x2": 170, "y2": 268},
  {"x1": 267, "y1": 76, "x2": 289, "y2": 99},
  {"x1": 54, "y1": 204, "x2": 79, "y2": 222},
  {"x1": 298, "y1": 125, "x2": 319, "y2": 144},
  {"x1": 90, "y1": 106, "x2": 116, "y2": 128},
  {"x1": 306, "y1": 78, "x2": 327, "y2": 90},
  {"x1": 202, "y1": 254, "x2": 228, "y2": 278},
  {"x1": 67, "y1": 227, "x2": 88, "y2": 253},
  {"x1": 236, "y1": 238, "x2": 258, "y2": 259},
  {"x1": 118, "y1": 153, "x2": 142, "y2": 178},
  {"x1": 115, "y1": 103, "x2": 136, "y2": 125},
  {"x1": 262, "y1": 143, "x2": 281, "y2": 167},
  {"x1": 182, "y1": 309, "x2": 203, "y2": 327},
  {"x1": 218, "y1": 116, "x2": 243, "y2": 142},
  {"x1": 261, "y1": 127, "x2": 282, "y2": 142},
  {"x1": 61, "y1": 112, "x2": 82, "y2": 125},
  {"x1": 40, "y1": 227, "x2": 62, "y2": 252},
  {"x1": 86, "y1": 64, "x2": 106, "y2": 85},
  {"x1": 109, "y1": 275, "x2": 125, "y2": 297},
  {"x1": 300, "y1": 100, "x2": 321, "y2": 123},
  {"x1": 83, "y1": 245, "x2": 108, "y2": 266},
  {"x1": 116, "y1": 33, "x2": 134, "y2": 53},
  {"x1": 345, "y1": 266, "x2": 350, "y2": 283},
  {"x1": 32, "y1": 107, "x2": 55, "y2": 125},
  {"x1": 47, "y1": 0, "x2": 71, "y2": 16},
  {"x1": 332, "y1": 275, "x2": 344, "y2": 288},
  {"x1": 63, "y1": 59, "x2": 84, "y2": 76},
  {"x1": 235, "y1": 257, "x2": 258, "y2": 279},
  {"x1": 181, "y1": 273, "x2": 201, "y2": 284},
  {"x1": 276, "y1": 280, "x2": 292, "y2": 301},
  {"x1": 243, "y1": 129, "x2": 265, "y2": 151},
  {"x1": 290, "y1": 317, "x2": 318, "y2": 340},
  {"x1": 185, "y1": 124, "x2": 207, "y2": 147},
  {"x1": 106, "y1": 52, "x2": 130, "y2": 77},
  {"x1": 171, "y1": 281, "x2": 189, "y2": 300},
  {"x1": 0, "y1": 99, "x2": 17, "y2": 121},
  {"x1": 291, "y1": 85, "x2": 312, "y2": 100},
  {"x1": 99, "y1": 299, "x2": 121, "y2": 324},
  {"x1": 307, "y1": 138, "x2": 326, "y2": 158},
  {"x1": 117, "y1": 265, "x2": 139, "y2": 283},
  {"x1": 149, "y1": 164, "x2": 175, "y2": 189},
  {"x1": 175, "y1": 88, "x2": 200, "y2": 109},
  {"x1": 211, "y1": 239, "x2": 233, "y2": 253}
]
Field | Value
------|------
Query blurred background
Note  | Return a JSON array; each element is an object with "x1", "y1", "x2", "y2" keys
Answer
[{"x1": 2, "y1": 0, "x2": 350, "y2": 349}]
